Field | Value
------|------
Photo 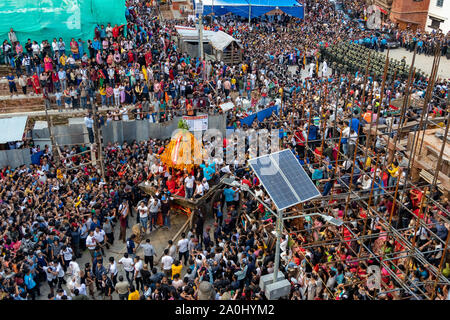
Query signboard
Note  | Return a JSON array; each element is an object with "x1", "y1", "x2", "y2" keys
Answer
[
  {"x1": 195, "y1": 3, "x2": 203, "y2": 14},
  {"x1": 183, "y1": 115, "x2": 208, "y2": 131}
]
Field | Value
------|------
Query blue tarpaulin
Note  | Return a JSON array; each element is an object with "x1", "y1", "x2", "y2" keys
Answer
[
  {"x1": 236, "y1": 105, "x2": 279, "y2": 127},
  {"x1": 31, "y1": 151, "x2": 43, "y2": 165},
  {"x1": 194, "y1": 0, "x2": 304, "y2": 20}
]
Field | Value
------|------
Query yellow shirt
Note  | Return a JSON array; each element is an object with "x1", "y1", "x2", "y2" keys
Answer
[
  {"x1": 99, "y1": 87, "x2": 106, "y2": 96},
  {"x1": 128, "y1": 290, "x2": 140, "y2": 300},
  {"x1": 56, "y1": 169, "x2": 63, "y2": 180},
  {"x1": 365, "y1": 157, "x2": 371, "y2": 169},
  {"x1": 59, "y1": 55, "x2": 66, "y2": 66},
  {"x1": 387, "y1": 165, "x2": 399, "y2": 177},
  {"x1": 172, "y1": 264, "x2": 182, "y2": 279}
]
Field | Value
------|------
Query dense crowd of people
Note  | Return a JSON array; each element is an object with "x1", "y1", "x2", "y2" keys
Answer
[{"x1": 0, "y1": 0, "x2": 449, "y2": 301}]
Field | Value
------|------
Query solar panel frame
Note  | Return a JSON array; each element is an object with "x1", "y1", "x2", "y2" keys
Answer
[
  {"x1": 274, "y1": 149, "x2": 321, "y2": 202},
  {"x1": 250, "y1": 157, "x2": 300, "y2": 211},
  {"x1": 248, "y1": 149, "x2": 321, "y2": 210}
]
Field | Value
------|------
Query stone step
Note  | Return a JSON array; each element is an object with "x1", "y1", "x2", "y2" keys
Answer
[
  {"x1": 0, "y1": 65, "x2": 16, "y2": 77},
  {"x1": 0, "y1": 96, "x2": 45, "y2": 112},
  {"x1": 0, "y1": 93, "x2": 105, "y2": 114}
]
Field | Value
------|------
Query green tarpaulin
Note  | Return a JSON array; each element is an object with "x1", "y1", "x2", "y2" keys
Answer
[{"x1": 0, "y1": 0, "x2": 126, "y2": 45}]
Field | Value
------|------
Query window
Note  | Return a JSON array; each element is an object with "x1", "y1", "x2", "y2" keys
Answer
[
  {"x1": 429, "y1": 18, "x2": 441, "y2": 29},
  {"x1": 436, "y1": 0, "x2": 444, "y2": 7}
]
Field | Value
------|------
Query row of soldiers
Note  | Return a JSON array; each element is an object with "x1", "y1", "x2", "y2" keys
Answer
[{"x1": 320, "y1": 42, "x2": 427, "y2": 82}]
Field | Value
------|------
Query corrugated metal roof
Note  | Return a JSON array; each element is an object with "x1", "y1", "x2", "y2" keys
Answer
[
  {"x1": 0, "y1": 116, "x2": 28, "y2": 144},
  {"x1": 175, "y1": 26, "x2": 241, "y2": 51}
]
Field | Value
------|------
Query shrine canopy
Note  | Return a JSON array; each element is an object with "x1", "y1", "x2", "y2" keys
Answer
[
  {"x1": 160, "y1": 130, "x2": 206, "y2": 172},
  {"x1": 194, "y1": 0, "x2": 304, "y2": 20}
]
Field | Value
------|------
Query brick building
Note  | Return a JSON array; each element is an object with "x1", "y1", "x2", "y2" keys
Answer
[{"x1": 389, "y1": 0, "x2": 431, "y2": 30}]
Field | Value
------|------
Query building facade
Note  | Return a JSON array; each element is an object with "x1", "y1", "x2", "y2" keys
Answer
[
  {"x1": 425, "y1": 0, "x2": 450, "y2": 33},
  {"x1": 374, "y1": 0, "x2": 393, "y2": 20},
  {"x1": 389, "y1": 0, "x2": 431, "y2": 30}
]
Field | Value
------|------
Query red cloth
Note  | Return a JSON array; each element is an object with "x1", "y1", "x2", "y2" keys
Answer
[
  {"x1": 166, "y1": 179, "x2": 176, "y2": 193},
  {"x1": 32, "y1": 75, "x2": 41, "y2": 94},
  {"x1": 174, "y1": 185, "x2": 185, "y2": 197},
  {"x1": 241, "y1": 179, "x2": 252, "y2": 187},
  {"x1": 145, "y1": 51, "x2": 152, "y2": 66}
]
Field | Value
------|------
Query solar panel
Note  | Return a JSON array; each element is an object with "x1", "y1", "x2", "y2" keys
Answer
[
  {"x1": 274, "y1": 149, "x2": 321, "y2": 202},
  {"x1": 250, "y1": 156, "x2": 299, "y2": 210},
  {"x1": 249, "y1": 149, "x2": 320, "y2": 210}
]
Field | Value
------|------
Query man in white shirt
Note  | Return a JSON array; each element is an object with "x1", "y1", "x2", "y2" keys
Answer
[
  {"x1": 54, "y1": 261, "x2": 65, "y2": 290},
  {"x1": 43, "y1": 262, "x2": 57, "y2": 296},
  {"x1": 118, "y1": 253, "x2": 134, "y2": 284},
  {"x1": 61, "y1": 245, "x2": 73, "y2": 271},
  {"x1": 108, "y1": 256, "x2": 118, "y2": 285},
  {"x1": 184, "y1": 174, "x2": 195, "y2": 199},
  {"x1": 168, "y1": 240, "x2": 177, "y2": 260},
  {"x1": 68, "y1": 260, "x2": 80, "y2": 279},
  {"x1": 139, "y1": 239, "x2": 156, "y2": 270},
  {"x1": 73, "y1": 282, "x2": 87, "y2": 297},
  {"x1": 84, "y1": 113, "x2": 94, "y2": 144},
  {"x1": 148, "y1": 197, "x2": 160, "y2": 232},
  {"x1": 161, "y1": 249, "x2": 174, "y2": 278},
  {"x1": 58, "y1": 69, "x2": 67, "y2": 91},
  {"x1": 220, "y1": 164, "x2": 232, "y2": 175},
  {"x1": 52, "y1": 39, "x2": 58, "y2": 55},
  {"x1": 194, "y1": 180, "x2": 204, "y2": 199},
  {"x1": 55, "y1": 288, "x2": 71, "y2": 300},
  {"x1": 202, "y1": 178, "x2": 210, "y2": 192},
  {"x1": 177, "y1": 233, "x2": 189, "y2": 266},
  {"x1": 94, "y1": 226, "x2": 107, "y2": 255},
  {"x1": 150, "y1": 162, "x2": 159, "y2": 175},
  {"x1": 85, "y1": 230, "x2": 97, "y2": 260},
  {"x1": 137, "y1": 201, "x2": 149, "y2": 233},
  {"x1": 341, "y1": 123, "x2": 350, "y2": 156},
  {"x1": 133, "y1": 256, "x2": 144, "y2": 291}
]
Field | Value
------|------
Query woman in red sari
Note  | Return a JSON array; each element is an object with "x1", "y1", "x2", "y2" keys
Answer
[{"x1": 32, "y1": 73, "x2": 41, "y2": 94}]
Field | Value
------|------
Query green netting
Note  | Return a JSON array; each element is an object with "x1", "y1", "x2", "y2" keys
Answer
[{"x1": 0, "y1": 0, "x2": 126, "y2": 45}]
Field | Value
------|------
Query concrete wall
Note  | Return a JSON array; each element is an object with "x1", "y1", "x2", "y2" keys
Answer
[
  {"x1": 102, "y1": 114, "x2": 226, "y2": 145},
  {"x1": 0, "y1": 148, "x2": 31, "y2": 168},
  {"x1": 31, "y1": 114, "x2": 227, "y2": 147},
  {"x1": 32, "y1": 124, "x2": 89, "y2": 149}
]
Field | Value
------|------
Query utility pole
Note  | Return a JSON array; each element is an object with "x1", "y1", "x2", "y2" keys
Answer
[
  {"x1": 91, "y1": 102, "x2": 106, "y2": 181},
  {"x1": 43, "y1": 88, "x2": 61, "y2": 165},
  {"x1": 198, "y1": 0, "x2": 205, "y2": 61},
  {"x1": 248, "y1": 2, "x2": 251, "y2": 26}
]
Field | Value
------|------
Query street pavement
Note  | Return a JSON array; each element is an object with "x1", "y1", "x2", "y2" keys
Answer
[
  {"x1": 37, "y1": 209, "x2": 189, "y2": 300},
  {"x1": 380, "y1": 47, "x2": 450, "y2": 79}
]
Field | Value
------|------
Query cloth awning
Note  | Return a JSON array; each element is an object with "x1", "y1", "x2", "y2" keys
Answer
[
  {"x1": 0, "y1": 116, "x2": 28, "y2": 144},
  {"x1": 175, "y1": 26, "x2": 242, "y2": 51}
]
